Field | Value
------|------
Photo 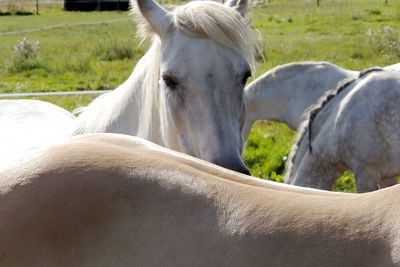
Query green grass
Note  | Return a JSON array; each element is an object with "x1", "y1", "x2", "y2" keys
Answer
[
  {"x1": 242, "y1": 121, "x2": 295, "y2": 182},
  {"x1": 1, "y1": 0, "x2": 400, "y2": 193},
  {"x1": 252, "y1": 0, "x2": 400, "y2": 76},
  {"x1": 3, "y1": 94, "x2": 99, "y2": 112},
  {"x1": 0, "y1": 9, "x2": 142, "y2": 93}
]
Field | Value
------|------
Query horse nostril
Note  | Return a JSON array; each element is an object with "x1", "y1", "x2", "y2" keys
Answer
[
  {"x1": 232, "y1": 163, "x2": 251, "y2": 176},
  {"x1": 238, "y1": 167, "x2": 251, "y2": 176}
]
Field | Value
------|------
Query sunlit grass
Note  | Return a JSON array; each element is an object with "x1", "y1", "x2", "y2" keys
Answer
[{"x1": 242, "y1": 121, "x2": 295, "y2": 182}]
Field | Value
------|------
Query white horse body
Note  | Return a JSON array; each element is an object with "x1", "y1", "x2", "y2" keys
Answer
[
  {"x1": 1, "y1": 133, "x2": 400, "y2": 266},
  {"x1": 0, "y1": 99, "x2": 75, "y2": 155},
  {"x1": 243, "y1": 62, "x2": 358, "y2": 139},
  {"x1": 285, "y1": 69, "x2": 400, "y2": 192},
  {"x1": 1, "y1": 0, "x2": 258, "y2": 174},
  {"x1": 385, "y1": 62, "x2": 400, "y2": 71}
]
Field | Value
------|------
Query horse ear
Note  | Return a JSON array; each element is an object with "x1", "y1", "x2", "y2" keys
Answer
[
  {"x1": 133, "y1": 0, "x2": 172, "y2": 37},
  {"x1": 224, "y1": 0, "x2": 248, "y2": 17}
]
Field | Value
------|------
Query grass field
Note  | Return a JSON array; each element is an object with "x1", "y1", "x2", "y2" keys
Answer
[{"x1": 1, "y1": 0, "x2": 400, "y2": 192}]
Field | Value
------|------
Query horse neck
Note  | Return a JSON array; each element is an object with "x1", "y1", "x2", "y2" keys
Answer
[
  {"x1": 245, "y1": 63, "x2": 359, "y2": 130},
  {"x1": 245, "y1": 69, "x2": 300, "y2": 130},
  {"x1": 287, "y1": 65, "x2": 358, "y2": 129},
  {"x1": 69, "y1": 42, "x2": 163, "y2": 144}
]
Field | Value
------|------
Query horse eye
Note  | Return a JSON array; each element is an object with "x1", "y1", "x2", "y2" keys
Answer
[
  {"x1": 242, "y1": 70, "x2": 252, "y2": 85},
  {"x1": 162, "y1": 74, "x2": 179, "y2": 90}
]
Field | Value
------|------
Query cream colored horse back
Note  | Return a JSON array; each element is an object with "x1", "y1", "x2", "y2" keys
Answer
[{"x1": 1, "y1": 133, "x2": 399, "y2": 266}]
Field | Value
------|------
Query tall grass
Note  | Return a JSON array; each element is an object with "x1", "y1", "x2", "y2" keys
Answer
[
  {"x1": 92, "y1": 36, "x2": 138, "y2": 61},
  {"x1": 366, "y1": 25, "x2": 400, "y2": 58},
  {"x1": 63, "y1": 55, "x2": 92, "y2": 73},
  {"x1": 8, "y1": 37, "x2": 44, "y2": 73},
  {"x1": 0, "y1": 15, "x2": 141, "y2": 92}
]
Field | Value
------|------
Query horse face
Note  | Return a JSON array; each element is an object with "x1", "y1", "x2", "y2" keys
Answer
[
  {"x1": 135, "y1": 0, "x2": 252, "y2": 175},
  {"x1": 158, "y1": 31, "x2": 251, "y2": 175}
]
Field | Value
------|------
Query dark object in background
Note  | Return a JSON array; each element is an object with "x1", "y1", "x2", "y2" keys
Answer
[{"x1": 63, "y1": 0, "x2": 129, "y2": 11}]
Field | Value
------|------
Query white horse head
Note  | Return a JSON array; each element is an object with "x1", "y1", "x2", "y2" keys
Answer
[{"x1": 70, "y1": 0, "x2": 259, "y2": 174}]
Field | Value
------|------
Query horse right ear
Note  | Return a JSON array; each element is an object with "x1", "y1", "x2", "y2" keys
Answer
[
  {"x1": 131, "y1": 0, "x2": 172, "y2": 38},
  {"x1": 224, "y1": 0, "x2": 249, "y2": 17}
]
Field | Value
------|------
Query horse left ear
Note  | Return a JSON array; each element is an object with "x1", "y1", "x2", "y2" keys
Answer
[
  {"x1": 133, "y1": 0, "x2": 172, "y2": 37},
  {"x1": 224, "y1": 0, "x2": 248, "y2": 17}
]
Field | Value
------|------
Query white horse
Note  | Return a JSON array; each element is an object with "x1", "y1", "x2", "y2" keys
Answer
[
  {"x1": 1, "y1": 133, "x2": 400, "y2": 266},
  {"x1": 66, "y1": 0, "x2": 259, "y2": 174},
  {"x1": 243, "y1": 61, "x2": 358, "y2": 139},
  {"x1": 1, "y1": 0, "x2": 259, "y2": 174},
  {"x1": 0, "y1": 99, "x2": 75, "y2": 155},
  {"x1": 385, "y1": 63, "x2": 400, "y2": 71},
  {"x1": 243, "y1": 61, "x2": 400, "y2": 140},
  {"x1": 284, "y1": 68, "x2": 400, "y2": 192}
]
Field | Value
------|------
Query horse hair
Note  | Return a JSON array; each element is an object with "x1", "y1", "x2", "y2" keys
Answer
[
  {"x1": 73, "y1": 0, "x2": 260, "y2": 138},
  {"x1": 129, "y1": 0, "x2": 260, "y2": 70}
]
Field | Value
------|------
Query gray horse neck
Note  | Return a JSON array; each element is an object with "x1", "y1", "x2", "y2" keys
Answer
[{"x1": 307, "y1": 67, "x2": 385, "y2": 153}]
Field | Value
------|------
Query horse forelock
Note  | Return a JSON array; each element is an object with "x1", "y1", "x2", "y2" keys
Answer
[
  {"x1": 130, "y1": 0, "x2": 260, "y2": 70},
  {"x1": 172, "y1": 1, "x2": 259, "y2": 69}
]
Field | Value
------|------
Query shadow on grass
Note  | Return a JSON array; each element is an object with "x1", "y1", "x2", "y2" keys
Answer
[{"x1": 0, "y1": 10, "x2": 34, "y2": 16}]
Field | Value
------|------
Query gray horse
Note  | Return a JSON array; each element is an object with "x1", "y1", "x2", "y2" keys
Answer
[{"x1": 284, "y1": 68, "x2": 400, "y2": 192}]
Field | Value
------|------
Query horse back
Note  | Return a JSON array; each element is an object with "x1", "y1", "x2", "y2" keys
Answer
[{"x1": 1, "y1": 136, "x2": 400, "y2": 266}]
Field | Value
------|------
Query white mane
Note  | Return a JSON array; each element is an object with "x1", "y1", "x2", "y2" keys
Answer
[
  {"x1": 283, "y1": 119, "x2": 309, "y2": 182},
  {"x1": 71, "y1": 41, "x2": 161, "y2": 139}
]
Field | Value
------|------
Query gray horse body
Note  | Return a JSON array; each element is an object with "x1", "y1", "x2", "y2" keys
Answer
[{"x1": 286, "y1": 70, "x2": 400, "y2": 192}]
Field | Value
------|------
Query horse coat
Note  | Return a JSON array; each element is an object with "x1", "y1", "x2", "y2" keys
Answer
[{"x1": 0, "y1": 133, "x2": 399, "y2": 266}]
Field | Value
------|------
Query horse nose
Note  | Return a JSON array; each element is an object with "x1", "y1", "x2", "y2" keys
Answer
[
  {"x1": 209, "y1": 157, "x2": 251, "y2": 176},
  {"x1": 238, "y1": 166, "x2": 251, "y2": 176},
  {"x1": 224, "y1": 161, "x2": 251, "y2": 175}
]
